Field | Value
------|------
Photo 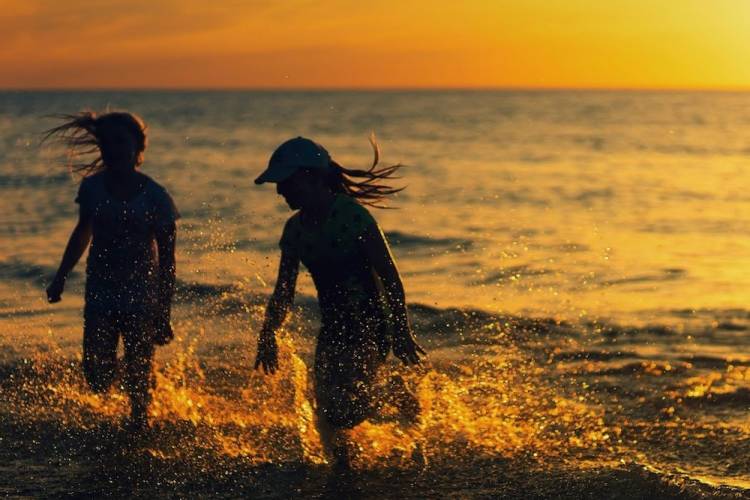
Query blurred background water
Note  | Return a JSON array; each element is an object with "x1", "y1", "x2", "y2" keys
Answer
[{"x1": 2, "y1": 90, "x2": 749, "y2": 324}]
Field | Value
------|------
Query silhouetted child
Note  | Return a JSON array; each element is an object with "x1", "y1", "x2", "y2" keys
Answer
[
  {"x1": 45, "y1": 111, "x2": 179, "y2": 431},
  {"x1": 253, "y1": 136, "x2": 425, "y2": 469}
]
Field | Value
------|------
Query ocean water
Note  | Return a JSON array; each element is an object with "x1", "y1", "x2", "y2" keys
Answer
[{"x1": 1, "y1": 90, "x2": 750, "y2": 497}]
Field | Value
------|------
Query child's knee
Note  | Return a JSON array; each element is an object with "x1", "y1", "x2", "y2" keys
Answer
[
  {"x1": 318, "y1": 390, "x2": 373, "y2": 429},
  {"x1": 123, "y1": 333, "x2": 155, "y2": 365},
  {"x1": 321, "y1": 408, "x2": 361, "y2": 429},
  {"x1": 83, "y1": 358, "x2": 116, "y2": 393}
]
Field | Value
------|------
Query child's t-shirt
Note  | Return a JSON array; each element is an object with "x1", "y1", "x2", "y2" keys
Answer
[
  {"x1": 279, "y1": 194, "x2": 389, "y2": 332},
  {"x1": 76, "y1": 172, "x2": 179, "y2": 314}
]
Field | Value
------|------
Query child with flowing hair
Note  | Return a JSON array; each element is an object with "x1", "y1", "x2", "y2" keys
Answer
[
  {"x1": 45, "y1": 111, "x2": 179, "y2": 431},
  {"x1": 253, "y1": 136, "x2": 425, "y2": 469}
]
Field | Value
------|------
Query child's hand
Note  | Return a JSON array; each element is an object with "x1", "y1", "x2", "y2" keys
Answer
[
  {"x1": 254, "y1": 333, "x2": 278, "y2": 374},
  {"x1": 152, "y1": 310, "x2": 174, "y2": 346},
  {"x1": 393, "y1": 330, "x2": 426, "y2": 366},
  {"x1": 46, "y1": 277, "x2": 65, "y2": 303}
]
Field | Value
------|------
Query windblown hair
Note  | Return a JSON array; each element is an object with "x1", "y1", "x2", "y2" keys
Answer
[
  {"x1": 42, "y1": 111, "x2": 148, "y2": 176},
  {"x1": 325, "y1": 135, "x2": 405, "y2": 208}
]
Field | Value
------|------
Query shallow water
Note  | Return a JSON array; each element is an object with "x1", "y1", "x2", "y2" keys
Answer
[{"x1": 2, "y1": 90, "x2": 750, "y2": 497}]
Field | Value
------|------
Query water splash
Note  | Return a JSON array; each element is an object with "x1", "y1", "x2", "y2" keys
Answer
[{"x1": 1, "y1": 322, "x2": 611, "y2": 471}]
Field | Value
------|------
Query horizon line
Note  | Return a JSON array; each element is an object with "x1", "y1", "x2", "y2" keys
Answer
[{"x1": 2, "y1": 85, "x2": 750, "y2": 93}]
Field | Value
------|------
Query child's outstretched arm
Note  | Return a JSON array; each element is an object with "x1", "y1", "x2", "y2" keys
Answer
[
  {"x1": 360, "y1": 224, "x2": 426, "y2": 365},
  {"x1": 47, "y1": 208, "x2": 92, "y2": 303},
  {"x1": 254, "y1": 249, "x2": 299, "y2": 374}
]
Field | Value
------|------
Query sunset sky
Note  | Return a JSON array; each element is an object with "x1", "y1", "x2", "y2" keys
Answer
[{"x1": 2, "y1": 0, "x2": 749, "y2": 89}]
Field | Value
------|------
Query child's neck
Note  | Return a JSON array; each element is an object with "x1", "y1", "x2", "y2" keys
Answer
[
  {"x1": 301, "y1": 191, "x2": 336, "y2": 225},
  {"x1": 103, "y1": 169, "x2": 147, "y2": 202},
  {"x1": 105, "y1": 168, "x2": 139, "y2": 181}
]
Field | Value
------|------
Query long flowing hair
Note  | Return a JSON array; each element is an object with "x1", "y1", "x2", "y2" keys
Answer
[
  {"x1": 42, "y1": 111, "x2": 148, "y2": 177},
  {"x1": 326, "y1": 134, "x2": 405, "y2": 208}
]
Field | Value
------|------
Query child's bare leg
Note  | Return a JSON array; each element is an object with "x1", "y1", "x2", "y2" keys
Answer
[
  {"x1": 315, "y1": 338, "x2": 384, "y2": 470},
  {"x1": 316, "y1": 407, "x2": 352, "y2": 469},
  {"x1": 122, "y1": 321, "x2": 155, "y2": 430},
  {"x1": 82, "y1": 312, "x2": 119, "y2": 394}
]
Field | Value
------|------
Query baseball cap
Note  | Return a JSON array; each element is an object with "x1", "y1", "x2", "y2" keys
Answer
[{"x1": 254, "y1": 136, "x2": 331, "y2": 185}]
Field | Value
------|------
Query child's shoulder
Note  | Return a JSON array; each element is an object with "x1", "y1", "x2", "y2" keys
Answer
[
  {"x1": 284, "y1": 211, "x2": 302, "y2": 228},
  {"x1": 334, "y1": 194, "x2": 376, "y2": 225},
  {"x1": 139, "y1": 172, "x2": 166, "y2": 191},
  {"x1": 140, "y1": 174, "x2": 178, "y2": 204},
  {"x1": 80, "y1": 171, "x2": 104, "y2": 185},
  {"x1": 77, "y1": 172, "x2": 104, "y2": 195}
]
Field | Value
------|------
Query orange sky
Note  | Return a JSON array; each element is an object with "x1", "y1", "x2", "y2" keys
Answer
[{"x1": 2, "y1": 0, "x2": 749, "y2": 89}]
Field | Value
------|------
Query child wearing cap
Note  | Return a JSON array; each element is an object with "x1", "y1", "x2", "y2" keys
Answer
[{"x1": 253, "y1": 136, "x2": 425, "y2": 469}]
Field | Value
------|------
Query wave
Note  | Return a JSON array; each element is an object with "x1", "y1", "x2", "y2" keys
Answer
[
  {"x1": 550, "y1": 349, "x2": 642, "y2": 362},
  {"x1": 684, "y1": 387, "x2": 750, "y2": 408},
  {"x1": 2, "y1": 256, "x2": 749, "y2": 343},
  {"x1": 570, "y1": 187, "x2": 614, "y2": 202},
  {"x1": 471, "y1": 264, "x2": 552, "y2": 286},
  {"x1": 384, "y1": 231, "x2": 473, "y2": 250},
  {"x1": 677, "y1": 355, "x2": 750, "y2": 370},
  {"x1": 0, "y1": 258, "x2": 79, "y2": 286},
  {"x1": 582, "y1": 321, "x2": 678, "y2": 338},
  {"x1": 577, "y1": 360, "x2": 692, "y2": 377},
  {"x1": 0, "y1": 172, "x2": 70, "y2": 189},
  {"x1": 669, "y1": 308, "x2": 750, "y2": 320},
  {"x1": 717, "y1": 322, "x2": 748, "y2": 332},
  {"x1": 639, "y1": 219, "x2": 750, "y2": 235},
  {"x1": 597, "y1": 268, "x2": 686, "y2": 287},
  {"x1": 177, "y1": 229, "x2": 471, "y2": 255}
]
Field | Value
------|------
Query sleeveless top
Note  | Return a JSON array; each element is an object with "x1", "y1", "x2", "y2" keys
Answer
[
  {"x1": 279, "y1": 194, "x2": 389, "y2": 344},
  {"x1": 76, "y1": 172, "x2": 179, "y2": 315}
]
